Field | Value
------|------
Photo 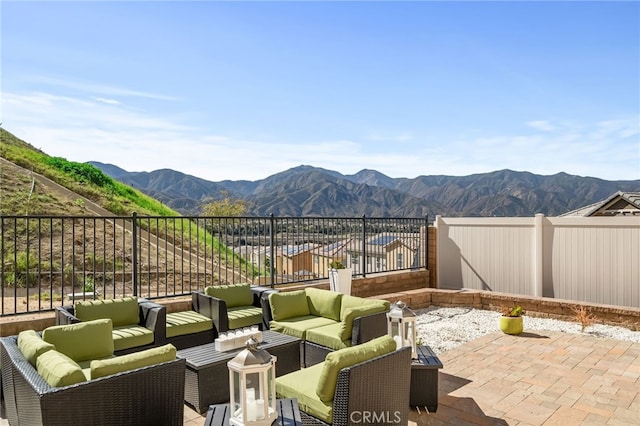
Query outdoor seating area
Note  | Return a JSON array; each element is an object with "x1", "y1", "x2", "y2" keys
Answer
[
  {"x1": 2, "y1": 286, "x2": 436, "y2": 426},
  {"x1": 3, "y1": 284, "x2": 639, "y2": 426}
]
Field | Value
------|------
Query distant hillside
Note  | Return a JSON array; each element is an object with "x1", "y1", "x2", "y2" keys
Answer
[{"x1": 89, "y1": 162, "x2": 640, "y2": 217}]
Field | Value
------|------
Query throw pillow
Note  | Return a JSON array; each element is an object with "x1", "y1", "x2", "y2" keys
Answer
[
  {"x1": 17, "y1": 330, "x2": 55, "y2": 366},
  {"x1": 268, "y1": 290, "x2": 310, "y2": 321}
]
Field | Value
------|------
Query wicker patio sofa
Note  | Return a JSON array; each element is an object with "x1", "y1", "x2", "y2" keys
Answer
[
  {"x1": 0, "y1": 323, "x2": 186, "y2": 426},
  {"x1": 55, "y1": 296, "x2": 165, "y2": 355},
  {"x1": 265, "y1": 287, "x2": 390, "y2": 366},
  {"x1": 275, "y1": 335, "x2": 412, "y2": 425}
]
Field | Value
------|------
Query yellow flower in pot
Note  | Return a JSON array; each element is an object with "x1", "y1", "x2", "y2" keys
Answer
[{"x1": 499, "y1": 305, "x2": 524, "y2": 335}]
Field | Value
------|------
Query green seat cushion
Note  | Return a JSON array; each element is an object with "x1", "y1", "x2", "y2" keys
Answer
[
  {"x1": 74, "y1": 297, "x2": 140, "y2": 327},
  {"x1": 166, "y1": 311, "x2": 213, "y2": 338},
  {"x1": 338, "y1": 304, "x2": 388, "y2": 341},
  {"x1": 315, "y1": 335, "x2": 396, "y2": 402},
  {"x1": 43, "y1": 319, "x2": 114, "y2": 362},
  {"x1": 36, "y1": 350, "x2": 86, "y2": 387},
  {"x1": 268, "y1": 290, "x2": 310, "y2": 321},
  {"x1": 17, "y1": 330, "x2": 55, "y2": 366},
  {"x1": 205, "y1": 283, "x2": 253, "y2": 308},
  {"x1": 339, "y1": 295, "x2": 390, "y2": 319},
  {"x1": 227, "y1": 306, "x2": 263, "y2": 330},
  {"x1": 276, "y1": 363, "x2": 332, "y2": 423},
  {"x1": 305, "y1": 288, "x2": 342, "y2": 321},
  {"x1": 90, "y1": 344, "x2": 177, "y2": 379},
  {"x1": 269, "y1": 316, "x2": 337, "y2": 340},
  {"x1": 305, "y1": 323, "x2": 350, "y2": 351},
  {"x1": 112, "y1": 325, "x2": 154, "y2": 351}
]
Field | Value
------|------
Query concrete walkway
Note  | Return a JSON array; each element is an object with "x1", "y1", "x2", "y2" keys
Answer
[{"x1": 183, "y1": 330, "x2": 639, "y2": 425}]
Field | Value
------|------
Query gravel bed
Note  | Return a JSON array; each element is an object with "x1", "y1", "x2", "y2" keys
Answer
[{"x1": 414, "y1": 306, "x2": 640, "y2": 355}]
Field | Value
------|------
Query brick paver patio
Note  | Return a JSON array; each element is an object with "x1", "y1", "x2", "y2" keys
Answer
[
  {"x1": 4, "y1": 330, "x2": 635, "y2": 425},
  {"x1": 408, "y1": 331, "x2": 639, "y2": 426},
  {"x1": 182, "y1": 330, "x2": 639, "y2": 426}
]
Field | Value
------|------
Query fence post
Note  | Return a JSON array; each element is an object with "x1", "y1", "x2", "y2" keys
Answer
[
  {"x1": 534, "y1": 213, "x2": 544, "y2": 298},
  {"x1": 361, "y1": 215, "x2": 367, "y2": 278},
  {"x1": 424, "y1": 215, "x2": 429, "y2": 271},
  {"x1": 269, "y1": 214, "x2": 275, "y2": 288},
  {"x1": 132, "y1": 212, "x2": 138, "y2": 297}
]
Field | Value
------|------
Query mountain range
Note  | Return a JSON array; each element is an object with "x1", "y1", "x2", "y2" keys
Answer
[{"x1": 88, "y1": 162, "x2": 639, "y2": 218}]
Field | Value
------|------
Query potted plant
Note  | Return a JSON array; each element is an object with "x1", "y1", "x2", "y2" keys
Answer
[
  {"x1": 328, "y1": 260, "x2": 352, "y2": 295},
  {"x1": 499, "y1": 305, "x2": 524, "y2": 335}
]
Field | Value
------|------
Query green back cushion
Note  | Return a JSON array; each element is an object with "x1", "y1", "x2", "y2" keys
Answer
[
  {"x1": 36, "y1": 350, "x2": 86, "y2": 387},
  {"x1": 205, "y1": 283, "x2": 253, "y2": 308},
  {"x1": 315, "y1": 335, "x2": 396, "y2": 402},
  {"x1": 340, "y1": 295, "x2": 390, "y2": 320},
  {"x1": 17, "y1": 330, "x2": 55, "y2": 366},
  {"x1": 305, "y1": 288, "x2": 342, "y2": 321},
  {"x1": 90, "y1": 344, "x2": 176, "y2": 379},
  {"x1": 338, "y1": 304, "x2": 388, "y2": 341},
  {"x1": 268, "y1": 290, "x2": 310, "y2": 321},
  {"x1": 42, "y1": 319, "x2": 114, "y2": 362},
  {"x1": 74, "y1": 297, "x2": 140, "y2": 327}
]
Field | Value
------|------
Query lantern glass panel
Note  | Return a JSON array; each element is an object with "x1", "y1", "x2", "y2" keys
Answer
[
  {"x1": 267, "y1": 368, "x2": 275, "y2": 403},
  {"x1": 232, "y1": 372, "x2": 241, "y2": 416},
  {"x1": 245, "y1": 372, "x2": 262, "y2": 421}
]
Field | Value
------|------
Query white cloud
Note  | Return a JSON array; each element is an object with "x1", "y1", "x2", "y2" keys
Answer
[
  {"x1": 95, "y1": 97, "x2": 120, "y2": 105},
  {"x1": 26, "y1": 75, "x2": 181, "y2": 101},
  {"x1": 366, "y1": 132, "x2": 414, "y2": 143},
  {"x1": 525, "y1": 120, "x2": 556, "y2": 132},
  {"x1": 590, "y1": 117, "x2": 640, "y2": 140},
  {"x1": 2, "y1": 90, "x2": 638, "y2": 182}
]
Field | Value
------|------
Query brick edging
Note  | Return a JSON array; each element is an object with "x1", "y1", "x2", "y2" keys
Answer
[{"x1": 374, "y1": 288, "x2": 640, "y2": 331}]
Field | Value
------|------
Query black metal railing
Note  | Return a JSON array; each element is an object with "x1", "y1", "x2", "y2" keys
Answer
[{"x1": 1, "y1": 214, "x2": 428, "y2": 316}]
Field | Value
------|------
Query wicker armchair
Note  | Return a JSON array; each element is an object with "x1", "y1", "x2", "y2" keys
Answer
[
  {"x1": 0, "y1": 335, "x2": 186, "y2": 426},
  {"x1": 192, "y1": 285, "x2": 276, "y2": 334},
  {"x1": 277, "y1": 345, "x2": 412, "y2": 425}
]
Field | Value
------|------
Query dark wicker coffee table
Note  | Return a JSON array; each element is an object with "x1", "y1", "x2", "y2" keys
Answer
[
  {"x1": 410, "y1": 345, "x2": 443, "y2": 412},
  {"x1": 177, "y1": 330, "x2": 302, "y2": 414}
]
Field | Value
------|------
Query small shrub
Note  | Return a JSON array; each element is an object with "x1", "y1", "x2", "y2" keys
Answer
[
  {"x1": 83, "y1": 277, "x2": 95, "y2": 292},
  {"x1": 329, "y1": 260, "x2": 346, "y2": 269},
  {"x1": 572, "y1": 305, "x2": 595, "y2": 332}
]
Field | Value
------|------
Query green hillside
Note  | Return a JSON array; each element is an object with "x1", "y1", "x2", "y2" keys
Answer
[
  {"x1": 0, "y1": 127, "x2": 177, "y2": 216},
  {"x1": 0, "y1": 128, "x2": 260, "y2": 284}
]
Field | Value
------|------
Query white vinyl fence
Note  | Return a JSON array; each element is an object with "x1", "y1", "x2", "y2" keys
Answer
[{"x1": 436, "y1": 215, "x2": 640, "y2": 308}]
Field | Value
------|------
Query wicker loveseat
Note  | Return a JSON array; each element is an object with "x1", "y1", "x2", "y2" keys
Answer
[
  {"x1": 0, "y1": 320, "x2": 186, "y2": 426},
  {"x1": 275, "y1": 335, "x2": 411, "y2": 425},
  {"x1": 266, "y1": 287, "x2": 390, "y2": 366},
  {"x1": 55, "y1": 296, "x2": 165, "y2": 355}
]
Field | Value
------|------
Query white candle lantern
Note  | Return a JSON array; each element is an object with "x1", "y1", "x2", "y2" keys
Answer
[
  {"x1": 387, "y1": 301, "x2": 417, "y2": 358},
  {"x1": 227, "y1": 337, "x2": 278, "y2": 426}
]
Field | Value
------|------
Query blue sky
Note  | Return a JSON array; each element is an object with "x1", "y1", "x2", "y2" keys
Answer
[{"x1": 2, "y1": 1, "x2": 639, "y2": 182}]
